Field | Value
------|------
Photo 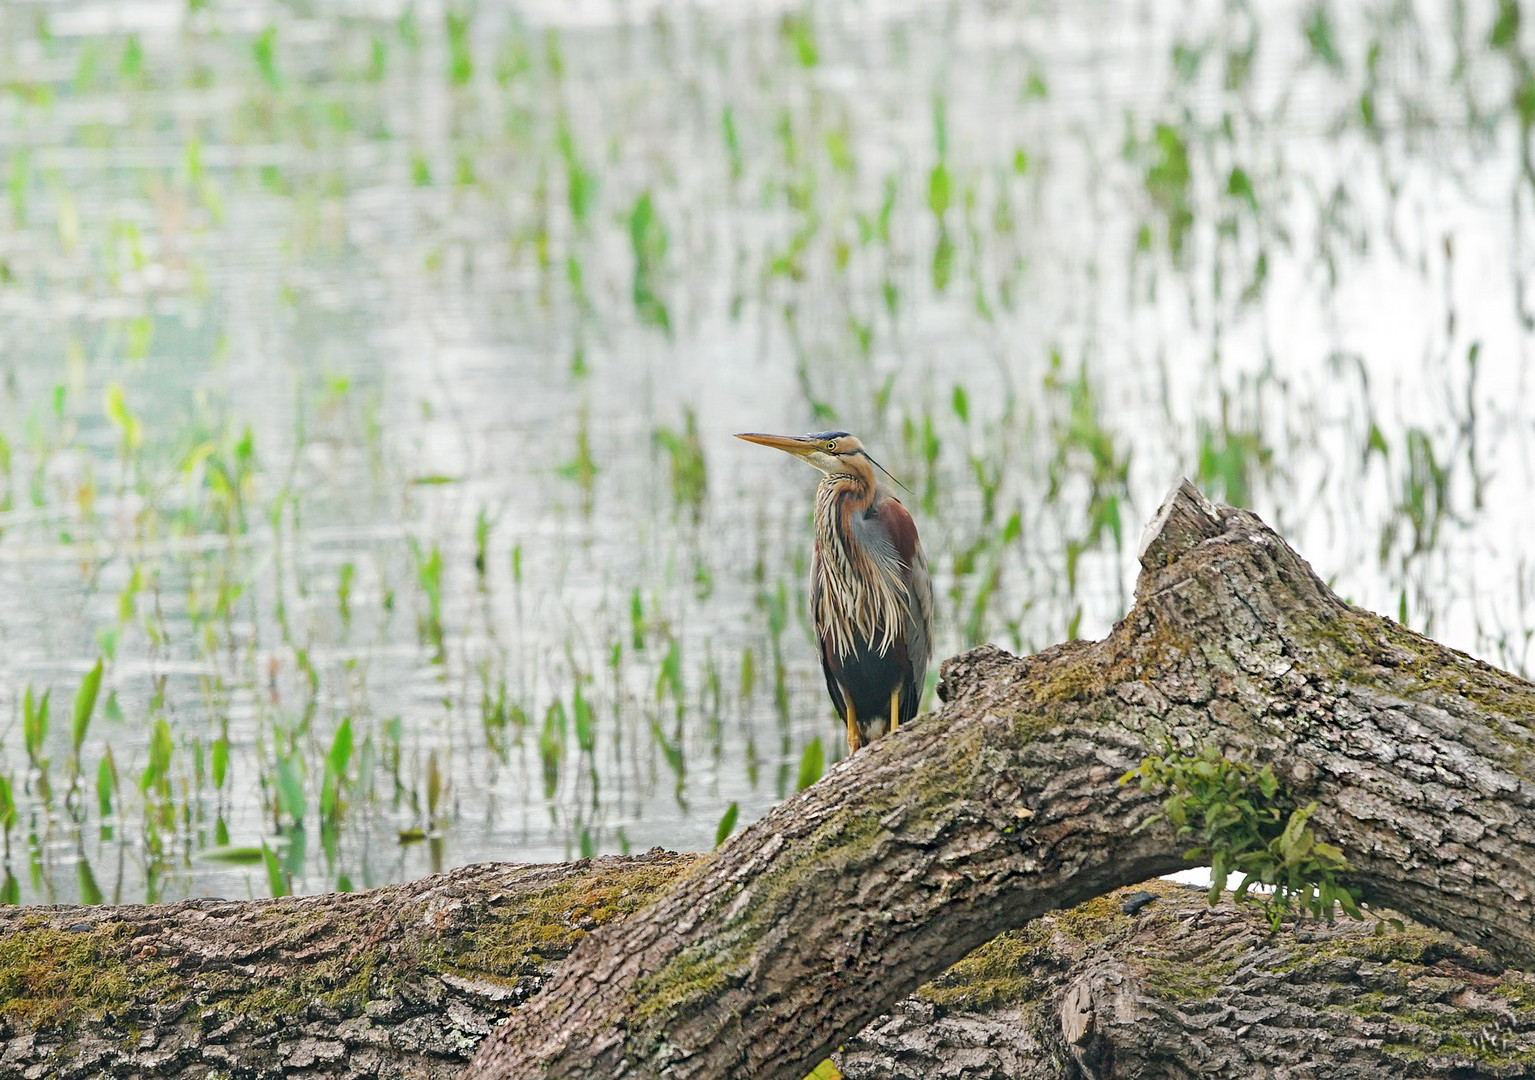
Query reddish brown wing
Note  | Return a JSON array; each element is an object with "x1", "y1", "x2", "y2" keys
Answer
[
  {"x1": 875, "y1": 495, "x2": 933, "y2": 726},
  {"x1": 875, "y1": 496, "x2": 922, "y2": 570}
]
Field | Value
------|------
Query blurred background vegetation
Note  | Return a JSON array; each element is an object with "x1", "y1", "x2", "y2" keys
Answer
[{"x1": 0, "y1": 0, "x2": 1530, "y2": 905}]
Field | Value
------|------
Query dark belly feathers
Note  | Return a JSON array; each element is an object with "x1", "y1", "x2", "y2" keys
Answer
[{"x1": 821, "y1": 635, "x2": 919, "y2": 742}]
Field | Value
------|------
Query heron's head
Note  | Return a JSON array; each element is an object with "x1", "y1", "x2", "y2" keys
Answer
[{"x1": 734, "y1": 431, "x2": 867, "y2": 477}]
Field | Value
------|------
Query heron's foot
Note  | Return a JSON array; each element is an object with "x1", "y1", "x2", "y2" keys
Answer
[
  {"x1": 846, "y1": 704, "x2": 862, "y2": 755},
  {"x1": 890, "y1": 688, "x2": 901, "y2": 733}
]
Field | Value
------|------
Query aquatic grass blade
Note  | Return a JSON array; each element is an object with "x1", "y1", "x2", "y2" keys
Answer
[
  {"x1": 275, "y1": 757, "x2": 305, "y2": 824},
  {"x1": 71, "y1": 660, "x2": 104, "y2": 757},
  {"x1": 261, "y1": 841, "x2": 289, "y2": 898},
  {"x1": 212, "y1": 736, "x2": 228, "y2": 790},
  {"x1": 714, "y1": 801, "x2": 739, "y2": 847},
  {"x1": 198, "y1": 845, "x2": 267, "y2": 865},
  {"x1": 796, "y1": 737, "x2": 824, "y2": 791}
]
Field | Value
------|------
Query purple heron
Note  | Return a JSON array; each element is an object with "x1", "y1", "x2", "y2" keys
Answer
[{"x1": 736, "y1": 431, "x2": 933, "y2": 754}]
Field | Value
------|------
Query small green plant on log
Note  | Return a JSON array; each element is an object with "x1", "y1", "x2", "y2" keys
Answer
[{"x1": 1121, "y1": 746, "x2": 1372, "y2": 931}]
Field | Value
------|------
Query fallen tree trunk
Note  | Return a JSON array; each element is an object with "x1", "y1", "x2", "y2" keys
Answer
[
  {"x1": 3, "y1": 855, "x2": 1532, "y2": 1079},
  {"x1": 0, "y1": 851, "x2": 695, "y2": 1079},
  {"x1": 3, "y1": 481, "x2": 1534, "y2": 1080},
  {"x1": 464, "y1": 480, "x2": 1535, "y2": 1079},
  {"x1": 839, "y1": 879, "x2": 1535, "y2": 1080}
]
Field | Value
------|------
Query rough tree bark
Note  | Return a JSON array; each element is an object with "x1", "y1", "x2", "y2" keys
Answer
[
  {"x1": 4, "y1": 866, "x2": 1531, "y2": 1079},
  {"x1": 463, "y1": 480, "x2": 1535, "y2": 1079},
  {"x1": 2, "y1": 482, "x2": 1533, "y2": 1080},
  {"x1": 0, "y1": 852, "x2": 694, "y2": 1079},
  {"x1": 838, "y1": 878, "x2": 1535, "y2": 1080}
]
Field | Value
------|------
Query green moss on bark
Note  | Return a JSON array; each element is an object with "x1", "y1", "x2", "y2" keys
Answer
[
  {"x1": 916, "y1": 888, "x2": 1152, "y2": 1010},
  {"x1": 0, "y1": 857, "x2": 700, "y2": 1036},
  {"x1": 1312, "y1": 610, "x2": 1535, "y2": 738},
  {"x1": 911, "y1": 884, "x2": 1534, "y2": 1070},
  {"x1": 630, "y1": 808, "x2": 888, "y2": 1024},
  {"x1": 630, "y1": 724, "x2": 997, "y2": 1027},
  {"x1": 449, "y1": 857, "x2": 695, "y2": 980},
  {"x1": 0, "y1": 922, "x2": 175, "y2": 1028},
  {"x1": 917, "y1": 928, "x2": 1052, "y2": 1009}
]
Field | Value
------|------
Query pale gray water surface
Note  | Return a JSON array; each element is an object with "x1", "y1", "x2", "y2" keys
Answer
[{"x1": 0, "y1": 0, "x2": 1531, "y2": 904}]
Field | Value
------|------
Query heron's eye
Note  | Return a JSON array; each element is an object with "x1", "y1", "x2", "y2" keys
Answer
[{"x1": 824, "y1": 439, "x2": 838, "y2": 452}]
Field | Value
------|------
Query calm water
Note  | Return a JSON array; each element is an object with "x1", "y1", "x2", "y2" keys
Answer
[{"x1": 0, "y1": 0, "x2": 1531, "y2": 905}]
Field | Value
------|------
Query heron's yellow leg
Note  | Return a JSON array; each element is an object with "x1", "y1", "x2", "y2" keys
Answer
[
  {"x1": 846, "y1": 702, "x2": 862, "y2": 755},
  {"x1": 890, "y1": 688, "x2": 901, "y2": 733}
]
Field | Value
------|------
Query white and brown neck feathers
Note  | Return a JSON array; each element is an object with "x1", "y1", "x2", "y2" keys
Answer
[{"x1": 811, "y1": 459, "x2": 909, "y2": 660}]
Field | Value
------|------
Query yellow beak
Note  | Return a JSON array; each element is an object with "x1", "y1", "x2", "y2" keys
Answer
[{"x1": 734, "y1": 432, "x2": 819, "y2": 456}]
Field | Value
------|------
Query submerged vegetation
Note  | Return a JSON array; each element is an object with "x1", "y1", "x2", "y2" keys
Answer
[{"x1": 0, "y1": 1, "x2": 1530, "y2": 904}]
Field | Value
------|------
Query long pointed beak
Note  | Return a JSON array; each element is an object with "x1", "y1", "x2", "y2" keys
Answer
[{"x1": 734, "y1": 432, "x2": 818, "y2": 456}]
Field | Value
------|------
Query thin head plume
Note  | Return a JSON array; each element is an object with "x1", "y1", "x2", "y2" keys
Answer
[{"x1": 863, "y1": 450, "x2": 915, "y2": 497}]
